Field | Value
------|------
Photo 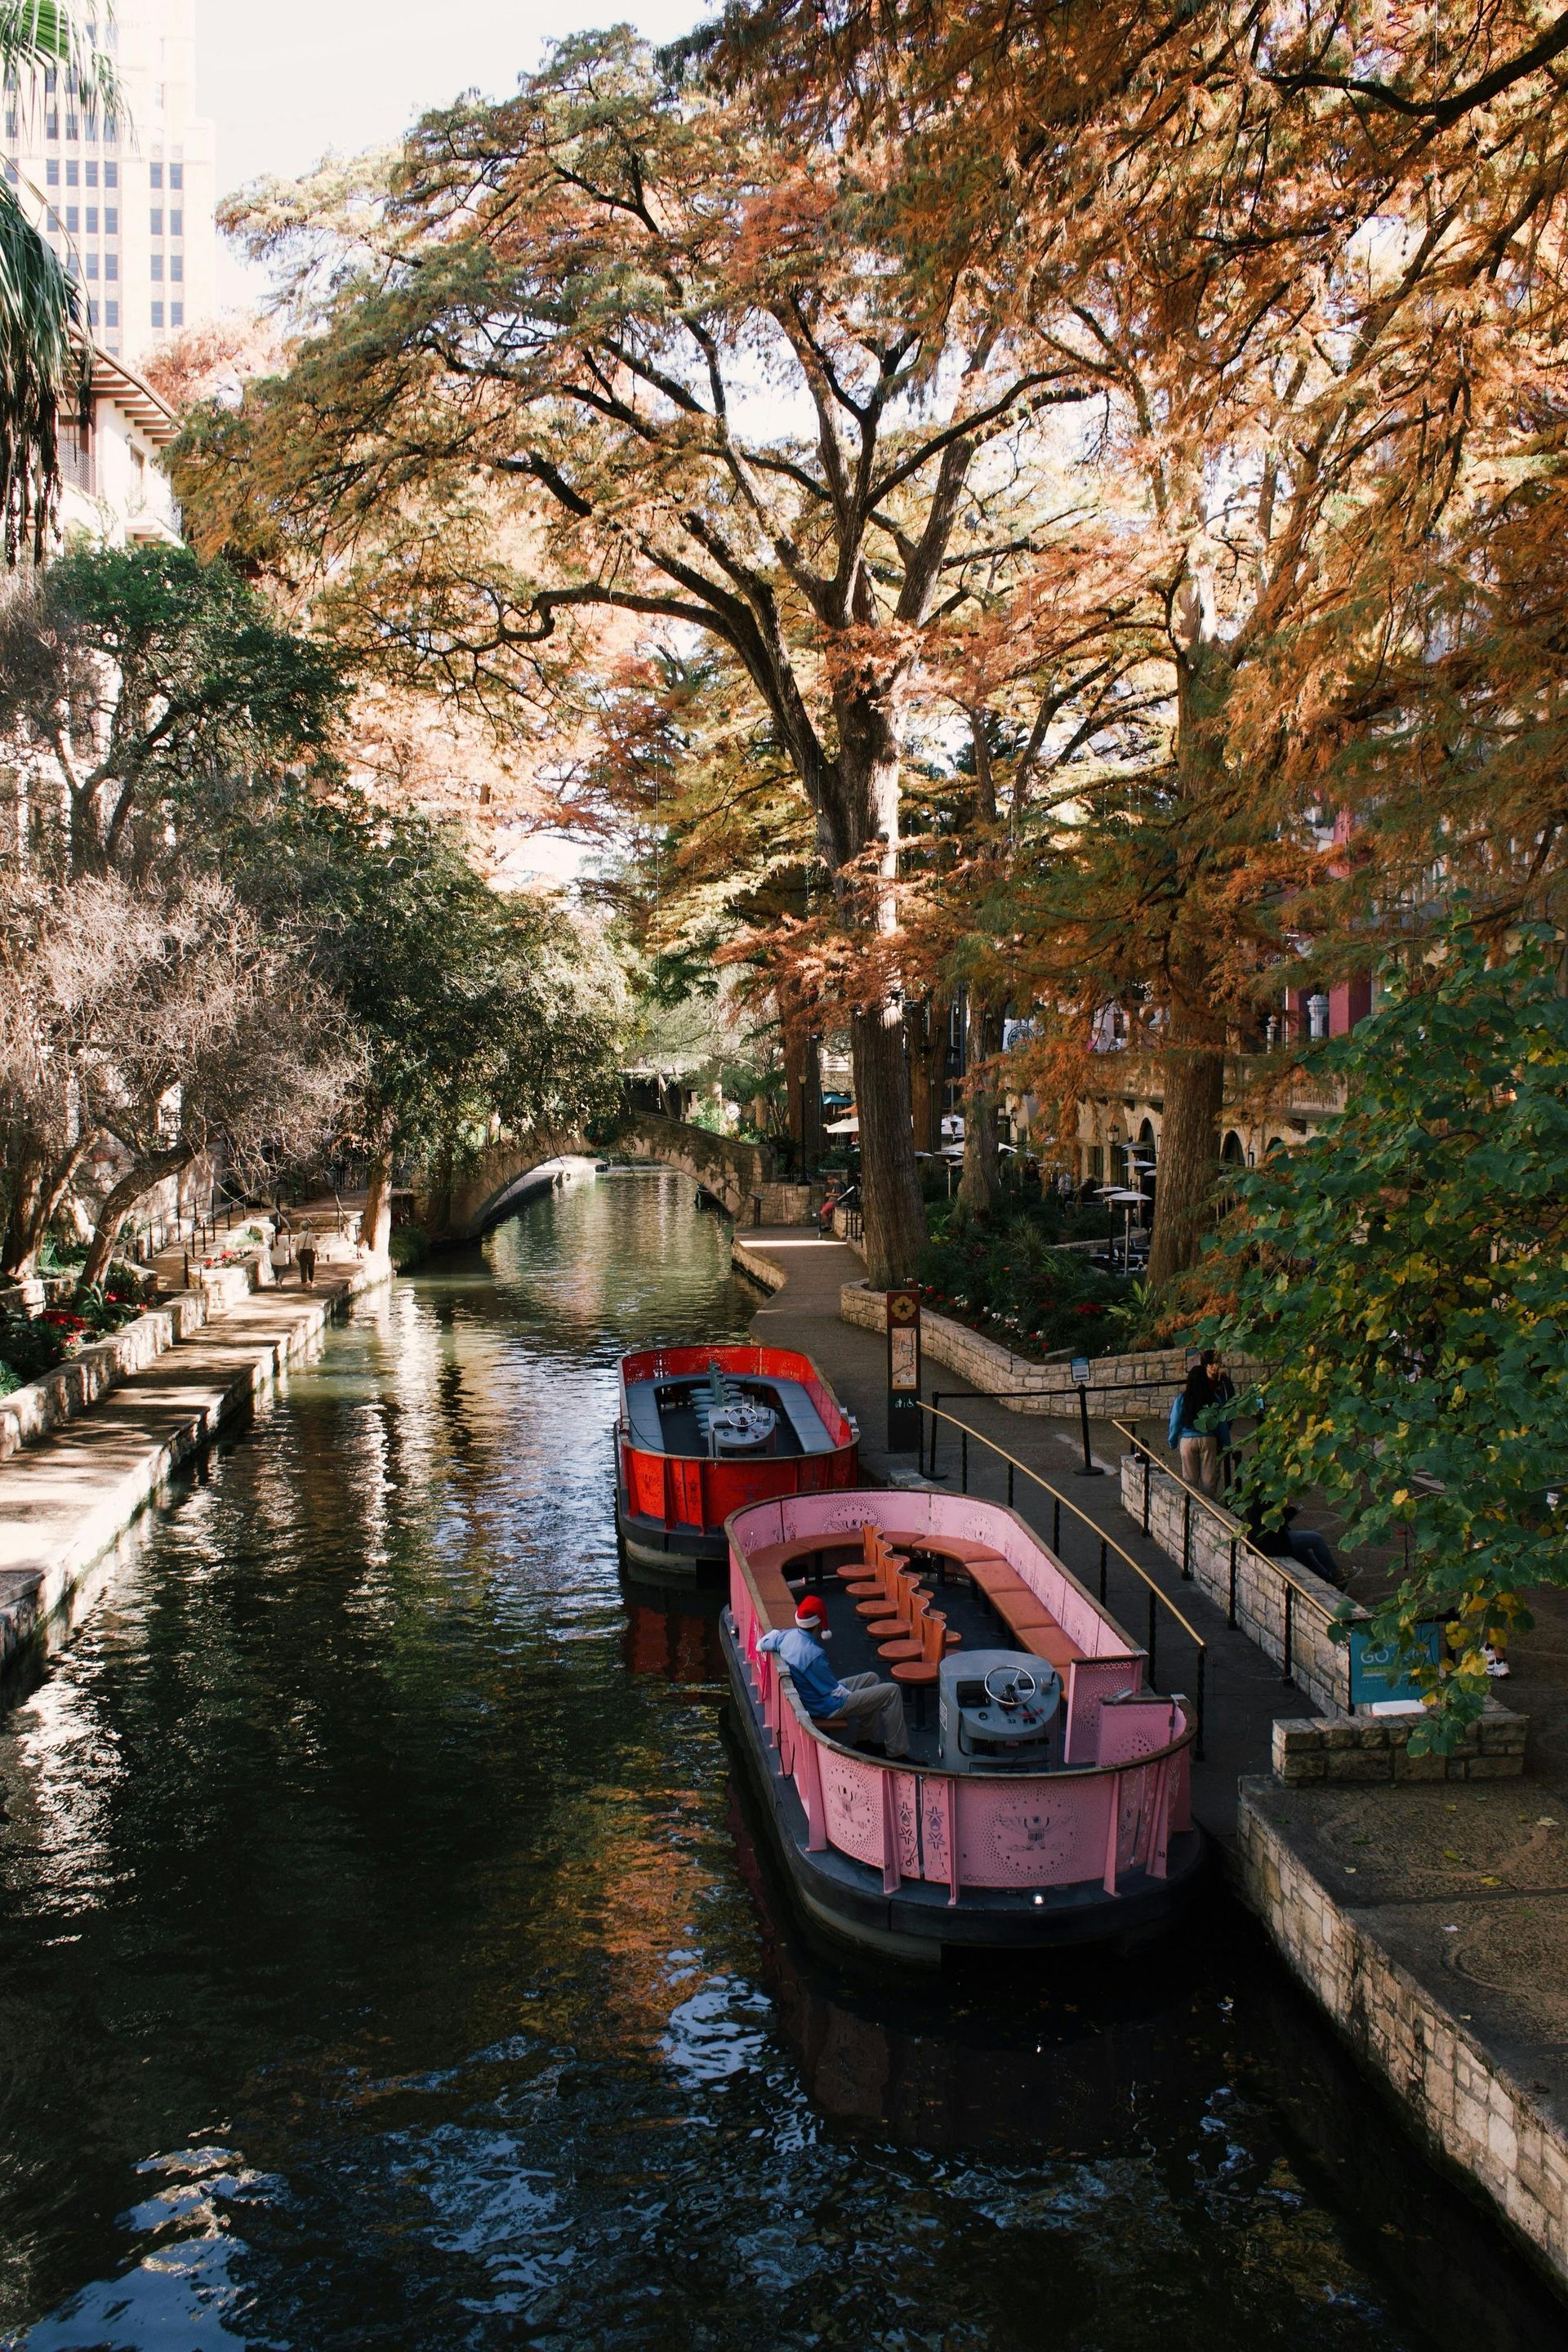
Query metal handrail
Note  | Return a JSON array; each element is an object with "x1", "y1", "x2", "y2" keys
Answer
[
  {"x1": 1111, "y1": 1417, "x2": 1361, "y2": 1690},
  {"x1": 1111, "y1": 1419, "x2": 1340, "y2": 1623},
  {"x1": 914, "y1": 1399, "x2": 1206, "y2": 1756}
]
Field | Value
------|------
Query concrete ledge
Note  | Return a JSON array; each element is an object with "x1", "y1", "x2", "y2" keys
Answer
[
  {"x1": 1275, "y1": 1705, "x2": 1529, "y2": 1784},
  {"x1": 732, "y1": 1237, "x2": 789, "y2": 1293},
  {"x1": 0, "y1": 1254, "x2": 390, "y2": 1682},
  {"x1": 841, "y1": 1279, "x2": 1193, "y2": 1418},
  {"x1": 0, "y1": 1246, "x2": 273, "y2": 1463},
  {"x1": 1238, "y1": 1780, "x2": 1568, "y2": 2292}
]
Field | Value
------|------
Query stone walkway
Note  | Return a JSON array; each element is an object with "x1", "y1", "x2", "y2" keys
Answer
[
  {"x1": 0, "y1": 1226, "x2": 385, "y2": 1681},
  {"x1": 737, "y1": 1227, "x2": 1308, "y2": 1846}
]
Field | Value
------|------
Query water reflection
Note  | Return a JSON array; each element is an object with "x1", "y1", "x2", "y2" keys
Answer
[{"x1": 0, "y1": 1173, "x2": 1559, "y2": 2351}]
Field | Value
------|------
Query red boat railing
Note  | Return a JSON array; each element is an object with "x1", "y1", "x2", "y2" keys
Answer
[{"x1": 727, "y1": 1490, "x2": 1195, "y2": 1901}]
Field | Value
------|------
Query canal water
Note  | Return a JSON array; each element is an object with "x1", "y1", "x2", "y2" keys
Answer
[{"x1": 0, "y1": 1171, "x2": 1561, "y2": 2352}]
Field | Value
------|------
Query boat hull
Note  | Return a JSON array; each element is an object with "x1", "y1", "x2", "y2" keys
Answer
[{"x1": 719, "y1": 1608, "x2": 1205, "y2": 1964}]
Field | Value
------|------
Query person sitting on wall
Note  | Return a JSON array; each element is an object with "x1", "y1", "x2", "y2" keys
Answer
[
  {"x1": 758, "y1": 1594, "x2": 911, "y2": 1758},
  {"x1": 1242, "y1": 1496, "x2": 1347, "y2": 1590}
]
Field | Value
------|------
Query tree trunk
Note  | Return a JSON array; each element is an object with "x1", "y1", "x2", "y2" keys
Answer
[
  {"x1": 851, "y1": 1004, "x2": 925, "y2": 1289},
  {"x1": 784, "y1": 1027, "x2": 824, "y2": 1174},
  {"x1": 958, "y1": 996, "x2": 1004, "y2": 1218},
  {"x1": 906, "y1": 1000, "x2": 950, "y2": 1158},
  {"x1": 2, "y1": 1137, "x2": 91, "y2": 1276},
  {"x1": 79, "y1": 1148, "x2": 193, "y2": 1293},
  {"x1": 1147, "y1": 1040, "x2": 1225, "y2": 1285},
  {"x1": 363, "y1": 1147, "x2": 394, "y2": 1258}
]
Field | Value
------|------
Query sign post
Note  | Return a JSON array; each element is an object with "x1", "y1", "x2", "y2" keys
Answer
[
  {"x1": 1071, "y1": 1355, "x2": 1105, "y2": 1477},
  {"x1": 886, "y1": 1286, "x2": 923, "y2": 1456}
]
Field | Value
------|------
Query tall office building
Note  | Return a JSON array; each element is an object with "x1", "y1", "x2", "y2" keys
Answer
[{"x1": 2, "y1": 1, "x2": 216, "y2": 367}]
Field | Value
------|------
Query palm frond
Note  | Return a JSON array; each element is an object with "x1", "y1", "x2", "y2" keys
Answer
[
  {"x1": 0, "y1": 176, "x2": 79, "y2": 563},
  {"x1": 0, "y1": 4, "x2": 122, "y2": 120}
]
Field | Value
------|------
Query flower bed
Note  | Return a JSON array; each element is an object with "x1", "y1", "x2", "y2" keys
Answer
[{"x1": 916, "y1": 1214, "x2": 1131, "y2": 1362}]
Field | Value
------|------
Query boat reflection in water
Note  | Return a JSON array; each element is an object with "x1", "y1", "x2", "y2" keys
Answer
[{"x1": 727, "y1": 1765, "x2": 1568, "y2": 2352}]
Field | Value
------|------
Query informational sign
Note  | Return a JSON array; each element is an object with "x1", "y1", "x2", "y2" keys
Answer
[
  {"x1": 888, "y1": 1287, "x2": 922, "y2": 1392},
  {"x1": 1071, "y1": 1356, "x2": 1092, "y2": 1388},
  {"x1": 1348, "y1": 1620, "x2": 1446, "y2": 1708},
  {"x1": 885, "y1": 1287, "x2": 923, "y2": 1454}
]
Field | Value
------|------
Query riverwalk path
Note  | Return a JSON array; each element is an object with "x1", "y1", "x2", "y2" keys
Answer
[
  {"x1": 738, "y1": 1224, "x2": 1568, "y2": 2296},
  {"x1": 0, "y1": 1224, "x2": 386, "y2": 1679}
]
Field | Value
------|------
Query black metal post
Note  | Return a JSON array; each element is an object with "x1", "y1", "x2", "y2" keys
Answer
[
  {"x1": 929, "y1": 1397, "x2": 941, "y2": 1481},
  {"x1": 1098, "y1": 1537, "x2": 1107, "y2": 1603},
  {"x1": 1007, "y1": 1461, "x2": 1014, "y2": 1509},
  {"x1": 1075, "y1": 1383, "x2": 1104, "y2": 1477},
  {"x1": 1282, "y1": 1582, "x2": 1294, "y2": 1684},
  {"x1": 1143, "y1": 1451, "x2": 1152, "y2": 1535},
  {"x1": 1147, "y1": 1588, "x2": 1158, "y2": 1686},
  {"x1": 1052, "y1": 1496, "x2": 1061, "y2": 1552},
  {"x1": 1181, "y1": 1492, "x2": 1192, "y2": 1580},
  {"x1": 960, "y1": 1429, "x2": 969, "y2": 1494},
  {"x1": 1227, "y1": 1539, "x2": 1238, "y2": 1628},
  {"x1": 1194, "y1": 1650, "x2": 1206, "y2": 1762}
]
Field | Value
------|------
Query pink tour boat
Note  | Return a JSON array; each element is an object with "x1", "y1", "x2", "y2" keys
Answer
[{"x1": 721, "y1": 1486, "x2": 1203, "y2": 1961}]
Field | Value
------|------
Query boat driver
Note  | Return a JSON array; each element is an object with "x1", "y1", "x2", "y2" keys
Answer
[{"x1": 758, "y1": 1595, "x2": 911, "y2": 1760}]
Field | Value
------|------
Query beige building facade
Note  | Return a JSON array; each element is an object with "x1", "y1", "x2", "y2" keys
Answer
[{"x1": 2, "y1": 0, "x2": 216, "y2": 367}]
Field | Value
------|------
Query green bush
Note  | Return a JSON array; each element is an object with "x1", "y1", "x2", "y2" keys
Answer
[{"x1": 389, "y1": 1224, "x2": 429, "y2": 1271}]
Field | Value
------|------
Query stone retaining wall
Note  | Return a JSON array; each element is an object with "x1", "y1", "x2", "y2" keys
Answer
[
  {"x1": 1273, "y1": 1708, "x2": 1527, "y2": 1784},
  {"x1": 0, "y1": 1249, "x2": 270, "y2": 1463},
  {"x1": 732, "y1": 1238, "x2": 788, "y2": 1294},
  {"x1": 1120, "y1": 1449, "x2": 1350, "y2": 1714},
  {"x1": 1237, "y1": 1784, "x2": 1568, "y2": 2291},
  {"x1": 841, "y1": 1281, "x2": 1192, "y2": 1419}
]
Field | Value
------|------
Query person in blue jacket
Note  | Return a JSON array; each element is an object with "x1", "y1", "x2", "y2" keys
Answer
[{"x1": 758, "y1": 1594, "x2": 911, "y2": 1757}]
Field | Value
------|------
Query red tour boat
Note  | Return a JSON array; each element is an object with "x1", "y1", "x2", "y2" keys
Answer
[{"x1": 615, "y1": 1343, "x2": 860, "y2": 1577}]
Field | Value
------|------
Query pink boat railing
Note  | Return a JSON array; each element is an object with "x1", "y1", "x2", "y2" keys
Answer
[{"x1": 728, "y1": 1490, "x2": 1196, "y2": 1903}]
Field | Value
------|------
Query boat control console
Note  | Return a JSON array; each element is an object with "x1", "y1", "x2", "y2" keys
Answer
[{"x1": 938, "y1": 1651, "x2": 1062, "y2": 1772}]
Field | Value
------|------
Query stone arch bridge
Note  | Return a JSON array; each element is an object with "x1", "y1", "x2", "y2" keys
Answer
[{"x1": 418, "y1": 1116, "x2": 780, "y2": 1241}]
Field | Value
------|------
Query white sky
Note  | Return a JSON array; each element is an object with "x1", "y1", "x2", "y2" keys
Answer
[{"x1": 195, "y1": 1, "x2": 702, "y2": 307}]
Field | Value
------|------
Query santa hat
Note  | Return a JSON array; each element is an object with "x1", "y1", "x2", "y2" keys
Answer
[{"x1": 794, "y1": 1595, "x2": 828, "y2": 1628}]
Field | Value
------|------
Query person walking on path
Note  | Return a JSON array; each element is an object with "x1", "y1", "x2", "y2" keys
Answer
[{"x1": 297, "y1": 1236, "x2": 318, "y2": 1291}]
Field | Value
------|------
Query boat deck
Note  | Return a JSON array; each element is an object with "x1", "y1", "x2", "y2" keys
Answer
[
  {"x1": 626, "y1": 1374, "x2": 837, "y2": 1459},
  {"x1": 786, "y1": 1545, "x2": 1066, "y2": 1771}
]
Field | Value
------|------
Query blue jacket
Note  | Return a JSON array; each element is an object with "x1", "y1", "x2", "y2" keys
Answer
[{"x1": 758, "y1": 1626, "x2": 848, "y2": 1718}]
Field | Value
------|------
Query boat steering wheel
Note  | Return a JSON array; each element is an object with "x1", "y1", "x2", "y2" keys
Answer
[{"x1": 982, "y1": 1664, "x2": 1039, "y2": 1710}]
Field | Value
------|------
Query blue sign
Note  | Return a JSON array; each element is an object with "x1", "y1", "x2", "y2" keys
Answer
[
  {"x1": 1071, "y1": 1356, "x2": 1091, "y2": 1387},
  {"x1": 1348, "y1": 1619, "x2": 1446, "y2": 1706}
]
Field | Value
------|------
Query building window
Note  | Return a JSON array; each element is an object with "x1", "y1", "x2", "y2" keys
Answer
[
  {"x1": 86, "y1": 207, "x2": 96, "y2": 233},
  {"x1": 45, "y1": 206, "x2": 58, "y2": 231},
  {"x1": 66, "y1": 160, "x2": 78, "y2": 186},
  {"x1": 65, "y1": 116, "x2": 77, "y2": 140},
  {"x1": 105, "y1": 300, "x2": 118, "y2": 327},
  {"x1": 44, "y1": 69, "x2": 57, "y2": 93},
  {"x1": 88, "y1": 297, "x2": 99, "y2": 325},
  {"x1": 46, "y1": 110, "x2": 58, "y2": 139},
  {"x1": 171, "y1": 302, "x2": 183, "y2": 327},
  {"x1": 3, "y1": 160, "x2": 16, "y2": 185},
  {"x1": 2, "y1": 111, "x2": 15, "y2": 140},
  {"x1": 150, "y1": 207, "x2": 162, "y2": 234},
  {"x1": 65, "y1": 205, "x2": 78, "y2": 233},
  {"x1": 84, "y1": 114, "x2": 96, "y2": 141},
  {"x1": 104, "y1": 114, "x2": 117, "y2": 143},
  {"x1": 105, "y1": 252, "x2": 117, "y2": 279},
  {"x1": 149, "y1": 163, "x2": 163, "y2": 189},
  {"x1": 170, "y1": 254, "x2": 182, "y2": 282},
  {"x1": 86, "y1": 252, "x2": 98, "y2": 278},
  {"x1": 150, "y1": 301, "x2": 164, "y2": 328},
  {"x1": 150, "y1": 252, "x2": 163, "y2": 280},
  {"x1": 86, "y1": 161, "x2": 97, "y2": 186},
  {"x1": 171, "y1": 210, "x2": 182, "y2": 237},
  {"x1": 105, "y1": 207, "x2": 116, "y2": 234},
  {"x1": 46, "y1": 158, "x2": 59, "y2": 186},
  {"x1": 105, "y1": 162, "x2": 117, "y2": 188},
  {"x1": 170, "y1": 163, "x2": 183, "y2": 190}
]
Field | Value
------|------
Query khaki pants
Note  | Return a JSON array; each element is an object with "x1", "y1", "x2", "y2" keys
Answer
[
  {"x1": 823, "y1": 1672, "x2": 911, "y2": 1758},
  {"x1": 1179, "y1": 1432, "x2": 1218, "y2": 1493}
]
